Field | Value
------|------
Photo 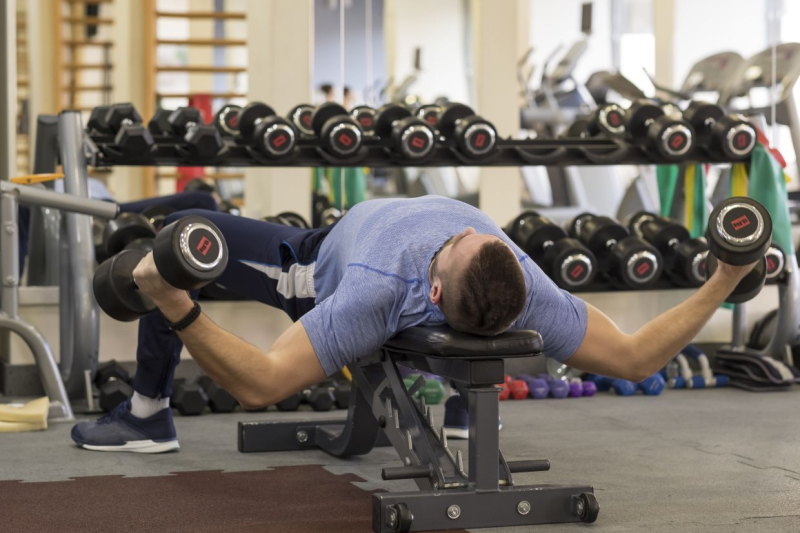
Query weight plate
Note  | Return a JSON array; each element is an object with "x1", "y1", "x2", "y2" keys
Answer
[
  {"x1": 104, "y1": 212, "x2": 157, "y2": 257},
  {"x1": 237, "y1": 102, "x2": 276, "y2": 142},
  {"x1": 311, "y1": 102, "x2": 349, "y2": 137}
]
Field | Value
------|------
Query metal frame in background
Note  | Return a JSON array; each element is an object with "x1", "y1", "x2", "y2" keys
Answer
[
  {"x1": 239, "y1": 330, "x2": 596, "y2": 532},
  {"x1": 0, "y1": 179, "x2": 118, "y2": 420}
]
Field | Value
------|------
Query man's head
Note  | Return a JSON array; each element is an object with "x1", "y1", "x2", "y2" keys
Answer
[{"x1": 428, "y1": 228, "x2": 526, "y2": 336}]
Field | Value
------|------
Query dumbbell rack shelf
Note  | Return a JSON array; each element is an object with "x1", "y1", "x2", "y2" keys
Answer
[
  {"x1": 570, "y1": 274, "x2": 787, "y2": 295},
  {"x1": 83, "y1": 134, "x2": 752, "y2": 169}
]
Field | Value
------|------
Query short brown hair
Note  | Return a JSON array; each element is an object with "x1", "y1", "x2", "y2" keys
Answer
[{"x1": 437, "y1": 240, "x2": 526, "y2": 335}]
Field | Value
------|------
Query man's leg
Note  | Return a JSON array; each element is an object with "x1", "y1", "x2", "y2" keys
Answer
[
  {"x1": 73, "y1": 210, "x2": 325, "y2": 452},
  {"x1": 120, "y1": 191, "x2": 218, "y2": 214}
]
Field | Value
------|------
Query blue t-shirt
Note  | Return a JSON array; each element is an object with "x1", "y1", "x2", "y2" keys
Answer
[{"x1": 300, "y1": 196, "x2": 588, "y2": 376}]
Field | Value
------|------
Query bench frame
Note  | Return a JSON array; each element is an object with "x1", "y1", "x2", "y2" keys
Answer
[{"x1": 238, "y1": 337, "x2": 597, "y2": 532}]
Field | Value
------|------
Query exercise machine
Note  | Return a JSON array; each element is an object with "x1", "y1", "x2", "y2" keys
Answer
[{"x1": 239, "y1": 326, "x2": 598, "y2": 532}]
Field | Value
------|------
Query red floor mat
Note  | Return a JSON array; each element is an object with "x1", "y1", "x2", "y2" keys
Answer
[{"x1": 0, "y1": 465, "x2": 466, "y2": 532}]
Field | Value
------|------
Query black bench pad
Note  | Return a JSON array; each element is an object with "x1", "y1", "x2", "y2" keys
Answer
[{"x1": 384, "y1": 326, "x2": 543, "y2": 358}]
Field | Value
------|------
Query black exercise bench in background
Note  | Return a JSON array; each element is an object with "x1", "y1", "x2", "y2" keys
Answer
[{"x1": 238, "y1": 326, "x2": 598, "y2": 532}]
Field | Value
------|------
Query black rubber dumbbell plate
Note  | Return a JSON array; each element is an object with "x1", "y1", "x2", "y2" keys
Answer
[{"x1": 94, "y1": 250, "x2": 156, "y2": 321}]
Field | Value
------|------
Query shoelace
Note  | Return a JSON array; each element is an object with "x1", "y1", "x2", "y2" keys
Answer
[{"x1": 98, "y1": 400, "x2": 131, "y2": 424}]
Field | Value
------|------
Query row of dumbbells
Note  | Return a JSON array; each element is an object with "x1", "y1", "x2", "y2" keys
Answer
[
  {"x1": 500, "y1": 374, "x2": 598, "y2": 400},
  {"x1": 506, "y1": 197, "x2": 782, "y2": 301},
  {"x1": 565, "y1": 100, "x2": 756, "y2": 161},
  {"x1": 85, "y1": 101, "x2": 498, "y2": 163}
]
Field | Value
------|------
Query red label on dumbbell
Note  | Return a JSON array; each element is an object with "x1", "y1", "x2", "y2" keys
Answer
[
  {"x1": 570, "y1": 264, "x2": 585, "y2": 280},
  {"x1": 563, "y1": 258, "x2": 590, "y2": 285},
  {"x1": 607, "y1": 110, "x2": 622, "y2": 127},
  {"x1": 471, "y1": 131, "x2": 487, "y2": 149},
  {"x1": 767, "y1": 256, "x2": 777, "y2": 273},
  {"x1": 722, "y1": 206, "x2": 758, "y2": 241},
  {"x1": 633, "y1": 258, "x2": 653, "y2": 280},
  {"x1": 734, "y1": 131, "x2": 751, "y2": 150},
  {"x1": 424, "y1": 112, "x2": 438, "y2": 126},
  {"x1": 301, "y1": 112, "x2": 312, "y2": 127},
  {"x1": 337, "y1": 132, "x2": 354, "y2": 148},
  {"x1": 270, "y1": 132, "x2": 288, "y2": 149},
  {"x1": 226, "y1": 114, "x2": 239, "y2": 128},
  {"x1": 669, "y1": 132, "x2": 687, "y2": 150},
  {"x1": 187, "y1": 228, "x2": 220, "y2": 265},
  {"x1": 407, "y1": 133, "x2": 429, "y2": 154},
  {"x1": 357, "y1": 114, "x2": 374, "y2": 128}
]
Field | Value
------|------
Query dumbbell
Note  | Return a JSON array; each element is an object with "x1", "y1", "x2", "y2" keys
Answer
[
  {"x1": 765, "y1": 244, "x2": 786, "y2": 282},
  {"x1": 173, "y1": 378, "x2": 208, "y2": 416},
  {"x1": 96, "y1": 212, "x2": 157, "y2": 263},
  {"x1": 517, "y1": 375, "x2": 549, "y2": 399},
  {"x1": 95, "y1": 360, "x2": 133, "y2": 412},
  {"x1": 639, "y1": 373, "x2": 666, "y2": 396},
  {"x1": 417, "y1": 104, "x2": 441, "y2": 130},
  {"x1": 87, "y1": 105, "x2": 111, "y2": 133},
  {"x1": 213, "y1": 104, "x2": 242, "y2": 138},
  {"x1": 373, "y1": 104, "x2": 436, "y2": 160},
  {"x1": 303, "y1": 384, "x2": 336, "y2": 412},
  {"x1": 275, "y1": 392, "x2": 303, "y2": 411},
  {"x1": 568, "y1": 214, "x2": 663, "y2": 288},
  {"x1": 141, "y1": 205, "x2": 176, "y2": 232},
  {"x1": 333, "y1": 381, "x2": 351, "y2": 409},
  {"x1": 350, "y1": 105, "x2": 377, "y2": 136},
  {"x1": 167, "y1": 107, "x2": 224, "y2": 160},
  {"x1": 566, "y1": 103, "x2": 627, "y2": 138},
  {"x1": 311, "y1": 102, "x2": 364, "y2": 158},
  {"x1": 232, "y1": 102, "x2": 298, "y2": 159},
  {"x1": 625, "y1": 100, "x2": 694, "y2": 161},
  {"x1": 437, "y1": 103, "x2": 498, "y2": 158},
  {"x1": 90, "y1": 103, "x2": 155, "y2": 157},
  {"x1": 586, "y1": 375, "x2": 638, "y2": 396},
  {"x1": 535, "y1": 374, "x2": 570, "y2": 399},
  {"x1": 629, "y1": 212, "x2": 709, "y2": 287},
  {"x1": 147, "y1": 108, "x2": 173, "y2": 137},
  {"x1": 321, "y1": 207, "x2": 342, "y2": 226},
  {"x1": 403, "y1": 375, "x2": 446, "y2": 405},
  {"x1": 197, "y1": 376, "x2": 238, "y2": 413},
  {"x1": 93, "y1": 215, "x2": 228, "y2": 321},
  {"x1": 704, "y1": 197, "x2": 772, "y2": 303},
  {"x1": 682, "y1": 101, "x2": 756, "y2": 159},
  {"x1": 287, "y1": 104, "x2": 315, "y2": 137},
  {"x1": 508, "y1": 379, "x2": 530, "y2": 400},
  {"x1": 506, "y1": 211, "x2": 597, "y2": 290}
]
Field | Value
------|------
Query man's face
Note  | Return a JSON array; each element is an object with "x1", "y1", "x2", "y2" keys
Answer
[{"x1": 429, "y1": 227, "x2": 503, "y2": 304}]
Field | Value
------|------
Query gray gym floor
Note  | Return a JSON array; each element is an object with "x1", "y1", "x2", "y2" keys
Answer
[{"x1": 3, "y1": 388, "x2": 800, "y2": 532}]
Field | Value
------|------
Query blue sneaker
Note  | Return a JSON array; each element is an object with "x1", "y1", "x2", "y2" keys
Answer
[
  {"x1": 443, "y1": 394, "x2": 502, "y2": 440},
  {"x1": 71, "y1": 400, "x2": 179, "y2": 453}
]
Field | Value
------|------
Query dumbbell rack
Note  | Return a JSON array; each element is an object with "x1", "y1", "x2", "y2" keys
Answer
[{"x1": 83, "y1": 133, "x2": 752, "y2": 169}]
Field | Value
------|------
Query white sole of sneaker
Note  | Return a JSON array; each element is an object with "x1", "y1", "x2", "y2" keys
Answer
[
  {"x1": 443, "y1": 427, "x2": 469, "y2": 440},
  {"x1": 80, "y1": 439, "x2": 180, "y2": 454}
]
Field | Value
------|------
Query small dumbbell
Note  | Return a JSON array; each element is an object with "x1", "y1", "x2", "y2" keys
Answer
[
  {"x1": 93, "y1": 103, "x2": 154, "y2": 157},
  {"x1": 586, "y1": 375, "x2": 638, "y2": 396},
  {"x1": 567, "y1": 378, "x2": 583, "y2": 398},
  {"x1": 333, "y1": 381, "x2": 351, "y2": 409},
  {"x1": 437, "y1": 103, "x2": 498, "y2": 158},
  {"x1": 499, "y1": 382, "x2": 511, "y2": 401},
  {"x1": 233, "y1": 102, "x2": 298, "y2": 159},
  {"x1": 287, "y1": 104, "x2": 315, "y2": 137},
  {"x1": 304, "y1": 384, "x2": 336, "y2": 412},
  {"x1": 172, "y1": 378, "x2": 208, "y2": 416},
  {"x1": 93, "y1": 215, "x2": 228, "y2": 321},
  {"x1": 417, "y1": 104, "x2": 441, "y2": 130},
  {"x1": 509, "y1": 379, "x2": 530, "y2": 400},
  {"x1": 167, "y1": 107, "x2": 224, "y2": 161},
  {"x1": 374, "y1": 103, "x2": 436, "y2": 160},
  {"x1": 517, "y1": 375, "x2": 549, "y2": 399},
  {"x1": 506, "y1": 211, "x2": 597, "y2": 290},
  {"x1": 276, "y1": 392, "x2": 303, "y2": 411},
  {"x1": 629, "y1": 213, "x2": 709, "y2": 287},
  {"x1": 765, "y1": 244, "x2": 786, "y2": 282},
  {"x1": 704, "y1": 197, "x2": 772, "y2": 303},
  {"x1": 567, "y1": 104, "x2": 627, "y2": 138},
  {"x1": 536, "y1": 374, "x2": 570, "y2": 399},
  {"x1": 311, "y1": 102, "x2": 364, "y2": 158},
  {"x1": 197, "y1": 376, "x2": 238, "y2": 413},
  {"x1": 141, "y1": 205, "x2": 177, "y2": 232},
  {"x1": 625, "y1": 100, "x2": 694, "y2": 161},
  {"x1": 568, "y1": 213, "x2": 663, "y2": 288},
  {"x1": 95, "y1": 360, "x2": 133, "y2": 412},
  {"x1": 147, "y1": 108, "x2": 173, "y2": 137},
  {"x1": 350, "y1": 105, "x2": 377, "y2": 136},
  {"x1": 639, "y1": 373, "x2": 666, "y2": 396},
  {"x1": 681, "y1": 101, "x2": 756, "y2": 159},
  {"x1": 213, "y1": 104, "x2": 242, "y2": 138},
  {"x1": 87, "y1": 105, "x2": 111, "y2": 134},
  {"x1": 96, "y1": 212, "x2": 157, "y2": 263}
]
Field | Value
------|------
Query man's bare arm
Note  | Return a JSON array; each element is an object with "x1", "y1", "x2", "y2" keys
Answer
[
  {"x1": 134, "y1": 255, "x2": 326, "y2": 409},
  {"x1": 565, "y1": 264, "x2": 750, "y2": 382}
]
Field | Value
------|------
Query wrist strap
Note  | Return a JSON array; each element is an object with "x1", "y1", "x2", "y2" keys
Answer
[{"x1": 167, "y1": 301, "x2": 202, "y2": 332}]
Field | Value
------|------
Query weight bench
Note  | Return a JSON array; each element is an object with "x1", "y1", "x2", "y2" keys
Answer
[{"x1": 238, "y1": 326, "x2": 598, "y2": 532}]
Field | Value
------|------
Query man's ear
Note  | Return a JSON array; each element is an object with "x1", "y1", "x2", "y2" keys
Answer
[{"x1": 429, "y1": 278, "x2": 442, "y2": 305}]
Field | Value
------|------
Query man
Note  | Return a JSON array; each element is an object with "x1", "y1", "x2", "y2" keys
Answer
[{"x1": 71, "y1": 196, "x2": 755, "y2": 453}]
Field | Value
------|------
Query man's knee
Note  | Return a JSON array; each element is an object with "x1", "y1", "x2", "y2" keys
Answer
[
  {"x1": 163, "y1": 208, "x2": 221, "y2": 227},
  {"x1": 180, "y1": 192, "x2": 219, "y2": 212}
]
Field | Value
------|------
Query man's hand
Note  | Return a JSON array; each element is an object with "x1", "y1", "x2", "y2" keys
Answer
[
  {"x1": 132, "y1": 252, "x2": 192, "y2": 315},
  {"x1": 712, "y1": 258, "x2": 759, "y2": 285}
]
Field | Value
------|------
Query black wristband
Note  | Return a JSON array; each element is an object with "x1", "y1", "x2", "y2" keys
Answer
[{"x1": 167, "y1": 301, "x2": 202, "y2": 332}]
